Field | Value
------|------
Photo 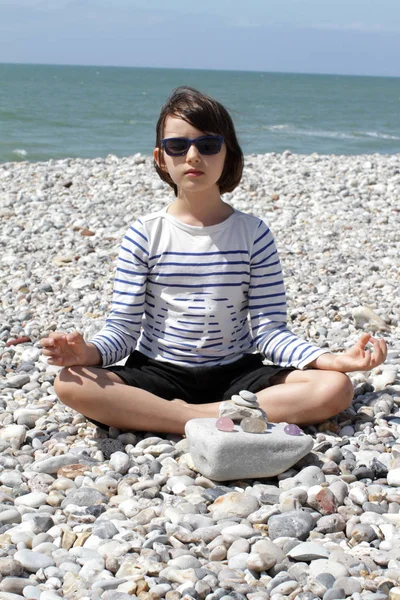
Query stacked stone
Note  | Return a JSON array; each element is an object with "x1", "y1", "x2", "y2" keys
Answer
[{"x1": 216, "y1": 390, "x2": 268, "y2": 433}]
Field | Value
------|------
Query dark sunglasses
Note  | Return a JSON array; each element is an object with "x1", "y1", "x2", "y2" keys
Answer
[{"x1": 161, "y1": 135, "x2": 224, "y2": 157}]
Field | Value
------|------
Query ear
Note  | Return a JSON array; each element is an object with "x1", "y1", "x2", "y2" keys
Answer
[{"x1": 154, "y1": 147, "x2": 168, "y2": 172}]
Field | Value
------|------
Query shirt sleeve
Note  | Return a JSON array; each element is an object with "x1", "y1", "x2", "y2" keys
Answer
[
  {"x1": 89, "y1": 219, "x2": 148, "y2": 366},
  {"x1": 248, "y1": 220, "x2": 328, "y2": 370}
]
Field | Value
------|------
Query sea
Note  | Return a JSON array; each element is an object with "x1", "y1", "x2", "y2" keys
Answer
[{"x1": 1, "y1": 63, "x2": 399, "y2": 164}]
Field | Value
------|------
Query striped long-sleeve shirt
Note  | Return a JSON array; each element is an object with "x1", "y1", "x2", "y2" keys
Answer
[{"x1": 90, "y1": 207, "x2": 328, "y2": 369}]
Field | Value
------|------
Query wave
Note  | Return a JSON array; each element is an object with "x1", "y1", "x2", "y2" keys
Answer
[
  {"x1": 260, "y1": 124, "x2": 400, "y2": 142},
  {"x1": 13, "y1": 149, "x2": 28, "y2": 157},
  {"x1": 261, "y1": 124, "x2": 355, "y2": 139},
  {"x1": 362, "y1": 131, "x2": 400, "y2": 140}
]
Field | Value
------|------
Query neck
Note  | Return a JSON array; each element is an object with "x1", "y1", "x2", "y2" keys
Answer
[{"x1": 168, "y1": 189, "x2": 234, "y2": 227}]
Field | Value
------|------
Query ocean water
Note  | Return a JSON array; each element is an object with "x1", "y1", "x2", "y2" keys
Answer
[{"x1": 0, "y1": 63, "x2": 399, "y2": 163}]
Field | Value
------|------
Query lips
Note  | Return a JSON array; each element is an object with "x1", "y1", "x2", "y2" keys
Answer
[{"x1": 185, "y1": 169, "x2": 204, "y2": 176}]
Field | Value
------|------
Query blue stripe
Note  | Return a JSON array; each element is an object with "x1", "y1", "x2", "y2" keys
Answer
[
  {"x1": 249, "y1": 292, "x2": 285, "y2": 300},
  {"x1": 104, "y1": 329, "x2": 130, "y2": 349},
  {"x1": 298, "y1": 344, "x2": 316, "y2": 360},
  {"x1": 253, "y1": 310, "x2": 286, "y2": 318},
  {"x1": 112, "y1": 297, "x2": 145, "y2": 306},
  {"x1": 160, "y1": 341, "x2": 201, "y2": 350},
  {"x1": 269, "y1": 333, "x2": 296, "y2": 362},
  {"x1": 254, "y1": 227, "x2": 270, "y2": 245},
  {"x1": 238, "y1": 332, "x2": 250, "y2": 341},
  {"x1": 249, "y1": 280, "x2": 284, "y2": 290},
  {"x1": 155, "y1": 260, "x2": 249, "y2": 267},
  {"x1": 156, "y1": 347, "x2": 236, "y2": 364},
  {"x1": 129, "y1": 225, "x2": 148, "y2": 243},
  {"x1": 124, "y1": 235, "x2": 149, "y2": 256},
  {"x1": 150, "y1": 270, "x2": 250, "y2": 277},
  {"x1": 150, "y1": 250, "x2": 248, "y2": 260},
  {"x1": 163, "y1": 331, "x2": 200, "y2": 341},
  {"x1": 170, "y1": 325, "x2": 204, "y2": 333},
  {"x1": 251, "y1": 270, "x2": 281, "y2": 279},
  {"x1": 252, "y1": 249, "x2": 278, "y2": 267},
  {"x1": 299, "y1": 347, "x2": 322, "y2": 365},
  {"x1": 117, "y1": 267, "x2": 147, "y2": 276},
  {"x1": 202, "y1": 342, "x2": 223, "y2": 349},
  {"x1": 288, "y1": 341, "x2": 309, "y2": 363},
  {"x1": 149, "y1": 280, "x2": 249, "y2": 288},
  {"x1": 109, "y1": 310, "x2": 143, "y2": 317},
  {"x1": 252, "y1": 322, "x2": 285, "y2": 340},
  {"x1": 96, "y1": 334, "x2": 120, "y2": 355},
  {"x1": 114, "y1": 286, "x2": 145, "y2": 294},
  {"x1": 252, "y1": 259, "x2": 280, "y2": 270},
  {"x1": 251, "y1": 238, "x2": 275, "y2": 260},
  {"x1": 119, "y1": 252, "x2": 147, "y2": 268},
  {"x1": 248, "y1": 302, "x2": 286, "y2": 309},
  {"x1": 115, "y1": 277, "x2": 146, "y2": 286},
  {"x1": 278, "y1": 337, "x2": 299, "y2": 363}
]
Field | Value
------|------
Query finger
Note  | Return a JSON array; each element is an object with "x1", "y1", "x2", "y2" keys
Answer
[
  {"x1": 40, "y1": 332, "x2": 67, "y2": 348},
  {"x1": 370, "y1": 339, "x2": 386, "y2": 366},
  {"x1": 379, "y1": 339, "x2": 388, "y2": 361},
  {"x1": 48, "y1": 332, "x2": 68, "y2": 341},
  {"x1": 357, "y1": 332, "x2": 372, "y2": 348},
  {"x1": 40, "y1": 337, "x2": 56, "y2": 348},
  {"x1": 363, "y1": 350, "x2": 374, "y2": 368},
  {"x1": 66, "y1": 331, "x2": 84, "y2": 344},
  {"x1": 41, "y1": 347, "x2": 62, "y2": 357}
]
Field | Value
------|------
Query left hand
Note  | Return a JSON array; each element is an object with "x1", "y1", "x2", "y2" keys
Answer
[{"x1": 309, "y1": 333, "x2": 387, "y2": 373}]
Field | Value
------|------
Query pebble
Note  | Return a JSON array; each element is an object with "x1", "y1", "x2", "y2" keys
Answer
[
  {"x1": 387, "y1": 468, "x2": 400, "y2": 486},
  {"x1": 13, "y1": 549, "x2": 55, "y2": 572},
  {"x1": 231, "y1": 394, "x2": 257, "y2": 408},
  {"x1": 240, "y1": 417, "x2": 267, "y2": 433},
  {"x1": 287, "y1": 541, "x2": 331, "y2": 560},
  {"x1": 208, "y1": 492, "x2": 259, "y2": 519},
  {"x1": 268, "y1": 510, "x2": 315, "y2": 540},
  {"x1": 0, "y1": 152, "x2": 399, "y2": 598}
]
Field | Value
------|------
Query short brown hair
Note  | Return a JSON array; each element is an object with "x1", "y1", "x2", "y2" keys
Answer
[{"x1": 154, "y1": 86, "x2": 244, "y2": 196}]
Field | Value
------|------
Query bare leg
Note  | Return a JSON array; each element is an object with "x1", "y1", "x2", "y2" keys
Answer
[
  {"x1": 192, "y1": 369, "x2": 354, "y2": 425},
  {"x1": 54, "y1": 366, "x2": 198, "y2": 435},
  {"x1": 55, "y1": 367, "x2": 353, "y2": 435}
]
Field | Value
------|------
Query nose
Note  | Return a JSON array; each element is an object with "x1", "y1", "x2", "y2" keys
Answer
[{"x1": 186, "y1": 142, "x2": 201, "y2": 162}]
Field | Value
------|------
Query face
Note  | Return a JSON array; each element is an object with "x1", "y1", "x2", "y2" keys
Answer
[{"x1": 154, "y1": 115, "x2": 227, "y2": 197}]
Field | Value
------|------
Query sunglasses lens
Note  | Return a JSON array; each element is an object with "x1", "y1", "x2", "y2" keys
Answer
[
  {"x1": 164, "y1": 138, "x2": 189, "y2": 156},
  {"x1": 197, "y1": 136, "x2": 222, "y2": 155}
]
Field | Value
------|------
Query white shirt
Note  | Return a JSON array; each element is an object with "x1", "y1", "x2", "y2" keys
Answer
[{"x1": 90, "y1": 207, "x2": 327, "y2": 369}]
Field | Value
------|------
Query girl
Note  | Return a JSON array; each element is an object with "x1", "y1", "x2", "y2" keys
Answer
[{"x1": 41, "y1": 86, "x2": 387, "y2": 434}]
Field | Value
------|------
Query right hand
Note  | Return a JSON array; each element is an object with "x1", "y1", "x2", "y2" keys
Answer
[{"x1": 40, "y1": 331, "x2": 101, "y2": 367}]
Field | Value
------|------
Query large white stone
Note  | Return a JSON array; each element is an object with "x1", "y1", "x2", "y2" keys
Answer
[
  {"x1": 387, "y1": 468, "x2": 400, "y2": 487},
  {"x1": 0, "y1": 425, "x2": 26, "y2": 449},
  {"x1": 185, "y1": 419, "x2": 313, "y2": 481}
]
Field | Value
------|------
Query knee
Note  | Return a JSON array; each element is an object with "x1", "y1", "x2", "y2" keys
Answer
[
  {"x1": 321, "y1": 371, "x2": 354, "y2": 414},
  {"x1": 54, "y1": 366, "x2": 85, "y2": 405}
]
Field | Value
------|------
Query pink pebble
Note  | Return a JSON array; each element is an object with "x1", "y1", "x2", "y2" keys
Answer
[
  {"x1": 216, "y1": 417, "x2": 235, "y2": 432},
  {"x1": 284, "y1": 423, "x2": 302, "y2": 436}
]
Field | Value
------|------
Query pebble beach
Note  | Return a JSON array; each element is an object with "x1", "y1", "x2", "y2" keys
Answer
[{"x1": 0, "y1": 151, "x2": 399, "y2": 600}]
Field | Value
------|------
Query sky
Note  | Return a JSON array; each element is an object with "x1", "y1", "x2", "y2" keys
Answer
[{"x1": 0, "y1": 0, "x2": 399, "y2": 77}]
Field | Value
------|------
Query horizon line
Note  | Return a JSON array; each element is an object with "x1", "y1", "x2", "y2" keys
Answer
[{"x1": 0, "y1": 61, "x2": 399, "y2": 80}]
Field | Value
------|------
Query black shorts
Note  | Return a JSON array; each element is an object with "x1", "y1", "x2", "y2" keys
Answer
[
  {"x1": 87, "y1": 352, "x2": 293, "y2": 432},
  {"x1": 106, "y1": 351, "x2": 292, "y2": 404}
]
